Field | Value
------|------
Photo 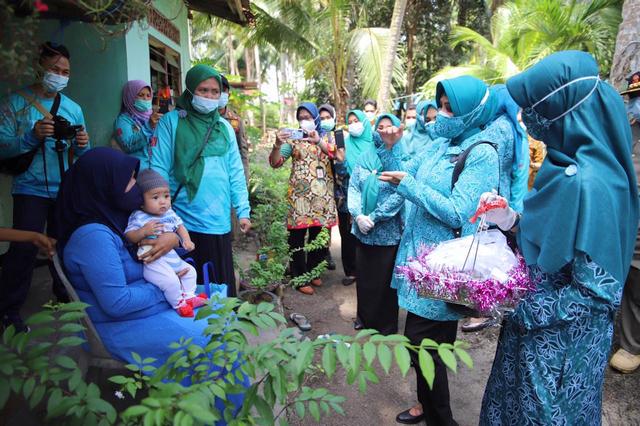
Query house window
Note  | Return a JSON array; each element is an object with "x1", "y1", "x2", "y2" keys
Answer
[{"x1": 149, "y1": 36, "x2": 181, "y2": 113}]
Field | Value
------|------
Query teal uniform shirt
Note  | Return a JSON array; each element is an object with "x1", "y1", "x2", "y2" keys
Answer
[
  {"x1": 150, "y1": 110, "x2": 250, "y2": 235},
  {"x1": 113, "y1": 113, "x2": 153, "y2": 168},
  {"x1": 0, "y1": 88, "x2": 89, "y2": 198}
]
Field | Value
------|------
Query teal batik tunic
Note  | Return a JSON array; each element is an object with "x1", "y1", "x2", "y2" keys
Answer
[{"x1": 480, "y1": 253, "x2": 621, "y2": 426}]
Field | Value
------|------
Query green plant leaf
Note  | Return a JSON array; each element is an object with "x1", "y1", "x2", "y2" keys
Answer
[
  {"x1": 309, "y1": 400, "x2": 320, "y2": 422},
  {"x1": 418, "y1": 348, "x2": 435, "y2": 389},
  {"x1": 454, "y1": 347, "x2": 474, "y2": 369},
  {"x1": 329, "y1": 401, "x2": 345, "y2": 416},
  {"x1": 123, "y1": 405, "x2": 149, "y2": 418},
  {"x1": 22, "y1": 377, "x2": 35, "y2": 399},
  {"x1": 394, "y1": 345, "x2": 411, "y2": 377},
  {"x1": 377, "y1": 344, "x2": 392, "y2": 374},
  {"x1": 355, "y1": 329, "x2": 378, "y2": 340},
  {"x1": 254, "y1": 395, "x2": 274, "y2": 424},
  {"x1": 295, "y1": 341, "x2": 313, "y2": 375},
  {"x1": 59, "y1": 323, "x2": 85, "y2": 334},
  {"x1": 29, "y1": 384, "x2": 46, "y2": 409},
  {"x1": 58, "y1": 301, "x2": 90, "y2": 311},
  {"x1": 132, "y1": 352, "x2": 142, "y2": 364},
  {"x1": 0, "y1": 379, "x2": 10, "y2": 408},
  {"x1": 55, "y1": 355, "x2": 77, "y2": 369},
  {"x1": 295, "y1": 401, "x2": 305, "y2": 419},
  {"x1": 336, "y1": 342, "x2": 349, "y2": 368},
  {"x1": 420, "y1": 338, "x2": 439, "y2": 349},
  {"x1": 57, "y1": 336, "x2": 85, "y2": 347},
  {"x1": 363, "y1": 342, "x2": 376, "y2": 366},
  {"x1": 438, "y1": 347, "x2": 457, "y2": 373},
  {"x1": 58, "y1": 312, "x2": 86, "y2": 322},
  {"x1": 108, "y1": 375, "x2": 129, "y2": 385},
  {"x1": 349, "y1": 342, "x2": 362, "y2": 374},
  {"x1": 25, "y1": 311, "x2": 55, "y2": 325},
  {"x1": 321, "y1": 345, "x2": 336, "y2": 379}
]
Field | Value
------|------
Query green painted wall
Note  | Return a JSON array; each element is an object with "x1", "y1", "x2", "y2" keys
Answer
[{"x1": 0, "y1": 1, "x2": 192, "y2": 253}]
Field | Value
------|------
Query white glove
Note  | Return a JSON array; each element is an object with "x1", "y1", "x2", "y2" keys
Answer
[
  {"x1": 356, "y1": 215, "x2": 375, "y2": 234},
  {"x1": 477, "y1": 192, "x2": 518, "y2": 231}
]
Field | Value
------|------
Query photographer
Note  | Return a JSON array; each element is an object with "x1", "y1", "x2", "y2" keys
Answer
[
  {"x1": 269, "y1": 102, "x2": 337, "y2": 295},
  {"x1": 0, "y1": 42, "x2": 90, "y2": 331}
]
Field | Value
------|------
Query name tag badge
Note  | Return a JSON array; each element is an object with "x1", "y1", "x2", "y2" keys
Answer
[{"x1": 316, "y1": 166, "x2": 325, "y2": 179}]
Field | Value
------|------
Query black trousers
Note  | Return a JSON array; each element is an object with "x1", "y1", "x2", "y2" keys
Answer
[
  {"x1": 355, "y1": 241, "x2": 399, "y2": 335},
  {"x1": 189, "y1": 231, "x2": 237, "y2": 297},
  {"x1": 288, "y1": 226, "x2": 326, "y2": 279},
  {"x1": 0, "y1": 195, "x2": 66, "y2": 318},
  {"x1": 404, "y1": 312, "x2": 459, "y2": 426},
  {"x1": 337, "y1": 211, "x2": 357, "y2": 277}
]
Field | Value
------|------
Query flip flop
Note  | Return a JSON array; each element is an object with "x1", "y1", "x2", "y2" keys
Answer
[{"x1": 289, "y1": 313, "x2": 312, "y2": 332}]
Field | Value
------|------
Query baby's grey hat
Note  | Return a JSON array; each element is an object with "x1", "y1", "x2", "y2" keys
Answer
[{"x1": 136, "y1": 169, "x2": 169, "y2": 193}]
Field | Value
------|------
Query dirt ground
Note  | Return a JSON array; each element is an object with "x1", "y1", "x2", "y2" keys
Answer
[{"x1": 248, "y1": 227, "x2": 640, "y2": 426}]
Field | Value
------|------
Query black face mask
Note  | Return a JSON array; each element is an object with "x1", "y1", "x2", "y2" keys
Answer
[{"x1": 114, "y1": 184, "x2": 143, "y2": 212}]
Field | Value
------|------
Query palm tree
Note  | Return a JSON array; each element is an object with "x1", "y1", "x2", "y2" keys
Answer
[
  {"x1": 377, "y1": 0, "x2": 408, "y2": 111},
  {"x1": 422, "y1": 0, "x2": 622, "y2": 95},
  {"x1": 610, "y1": 0, "x2": 640, "y2": 90}
]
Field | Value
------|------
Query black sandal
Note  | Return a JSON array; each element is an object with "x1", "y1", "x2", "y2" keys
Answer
[{"x1": 289, "y1": 313, "x2": 312, "y2": 331}]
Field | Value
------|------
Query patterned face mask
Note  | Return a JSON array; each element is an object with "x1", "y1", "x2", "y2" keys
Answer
[
  {"x1": 521, "y1": 75, "x2": 599, "y2": 141},
  {"x1": 432, "y1": 89, "x2": 490, "y2": 139}
]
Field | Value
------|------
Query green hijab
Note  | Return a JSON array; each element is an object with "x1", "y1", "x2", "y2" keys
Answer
[
  {"x1": 356, "y1": 113, "x2": 401, "y2": 215},
  {"x1": 174, "y1": 64, "x2": 230, "y2": 200},
  {"x1": 507, "y1": 50, "x2": 639, "y2": 283},
  {"x1": 345, "y1": 109, "x2": 374, "y2": 175}
]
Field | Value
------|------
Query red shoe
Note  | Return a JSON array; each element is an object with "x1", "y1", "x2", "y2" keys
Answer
[
  {"x1": 197, "y1": 293, "x2": 208, "y2": 299},
  {"x1": 297, "y1": 285, "x2": 315, "y2": 295},
  {"x1": 177, "y1": 304, "x2": 194, "y2": 317},
  {"x1": 186, "y1": 296, "x2": 207, "y2": 308}
]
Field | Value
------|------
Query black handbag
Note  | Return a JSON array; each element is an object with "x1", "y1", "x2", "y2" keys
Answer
[{"x1": 0, "y1": 92, "x2": 61, "y2": 176}]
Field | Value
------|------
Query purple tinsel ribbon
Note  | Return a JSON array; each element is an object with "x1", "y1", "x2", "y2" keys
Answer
[{"x1": 396, "y1": 244, "x2": 534, "y2": 313}]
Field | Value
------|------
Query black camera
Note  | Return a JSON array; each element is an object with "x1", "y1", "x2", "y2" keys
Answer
[{"x1": 53, "y1": 115, "x2": 83, "y2": 140}]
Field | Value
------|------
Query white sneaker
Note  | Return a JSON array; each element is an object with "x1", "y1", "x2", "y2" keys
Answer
[{"x1": 610, "y1": 348, "x2": 640, "y2": 374}]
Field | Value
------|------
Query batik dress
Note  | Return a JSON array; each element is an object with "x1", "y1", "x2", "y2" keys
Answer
[
  {"x1": 480, "y1": 253, "x2": 621, "y2": 426},
  {"x1": 280, "y1": 140, "x2": 337, "y2": 229}
]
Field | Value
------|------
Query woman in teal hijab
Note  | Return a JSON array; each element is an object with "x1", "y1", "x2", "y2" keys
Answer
[
  {"x1": 347, "y1": 113, "x2": 404, "y2": 335},
  {"x1": 399, "y1": 100, "x2": 440, "y2": 157},
  {"x1": 151, "y1": 64, "x2": 251, "y2": 298},
  {"x1": 345, "y1": 109, "x2": 375, "y2": 174},
  {"x1": 479, "y1": 51, "x2": 639, "y2": 425}
]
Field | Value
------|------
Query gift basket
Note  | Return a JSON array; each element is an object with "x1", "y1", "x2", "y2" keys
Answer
[{"x1": 396, "y1": 213, "x2": 534, "y2": 315}]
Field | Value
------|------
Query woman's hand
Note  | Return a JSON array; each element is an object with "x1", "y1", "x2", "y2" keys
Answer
[
  {"x1": 30, "y1": 232, "x2": 56, "y2": 258},
  {"x1": 379, "y1": 171, "x2": 407, "y2": 185},
  {"x1": 275, "y1": 129, "x2": 291, "y2": 146},
  {"x1": 239, "y1": 218, "x2": 252, "y2": 233},
  {"x1": 305, "y1": 130, "x2": 321, "y2": 144},
  {"x1": 149, "y1": 112, "x2": 163, "y2": 129},
  {"x1": 138, "y1": 232, "x2": 180, "y2": 263},
  {"x1": 379, "y1": 125, "x2": 404, "y2": 146},
  {"x1": 476, "y1": 191, "x2": 518, "y2": 231},
  {"x1": 75, "y1": 128, "x2": 89, "y2": 148}
]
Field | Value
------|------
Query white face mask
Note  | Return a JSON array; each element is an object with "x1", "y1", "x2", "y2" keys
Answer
[
  {"x1": 42, "y1": 72, "x2": 69, "y2": 93},
  {"x1": 348, "y1": 121, "x2": 365, "y2": 137},
  {"x1": 365, "y1": 111, "x2": 376, "y2": 121},
  {"x1": 405, "y1": 118, "x2": 416, "y2": 129},
  {"x1": 191, "y1": 94, "x2": 219, "y2": 114},
  {"x1": 299, "y1": 119, "x2": 316, "y2": 132}
]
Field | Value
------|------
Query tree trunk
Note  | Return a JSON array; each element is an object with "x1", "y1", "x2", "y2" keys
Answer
[
  {"x1": 255, "y1": 46, "x2": 267, "y2": 135},
  {"x1": 405, "y1": 1, "x2": 417, "y2": 96},
  {"x1": 377, "y1": 0, "x2": 408, "y2": 111},
  {"x1": 244, "y1": 47, "x2": 254, "y2": 81},
  {"x1": 610, "y1": 0, "x2": 640, "y2": 90},
  {"x1": 227, "y1": 33, "x2": 238, "y2": 75}
]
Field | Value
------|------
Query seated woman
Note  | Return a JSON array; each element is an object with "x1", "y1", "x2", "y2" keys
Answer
[
  {"x1": 56, "y1": 147, "x2": 243, "y2": 421},
  {"x1": 113, "y1": 80, "x2": 161, "y2": 168},
  {"x1": 348, "y1": 113, "x2": 404, "y2": 335}
]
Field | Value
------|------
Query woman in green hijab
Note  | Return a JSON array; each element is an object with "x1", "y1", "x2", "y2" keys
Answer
[
  {"x1": 479, "y1": 51, "x2": 639, "y2": 425},
  {"x1": 347, "y1": 113, "x2": 404, "y2": 335},
  {"x1": 151, "y1": 64, "x2": 251, "y2": 297}
]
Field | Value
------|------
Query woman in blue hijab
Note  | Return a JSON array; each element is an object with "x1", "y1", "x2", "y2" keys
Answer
[
  {"x1": 347, "y1": 113, "x2": 404, "y2": 335},
  {"x1": 379, "y1": 75, "x2": 514, "y2": 425},
  {"x1": 269, "y1": 102, "x2": 337, "y2": 295},
  {"x1": 479, "y1": 51, "x2": 639, "y2": 425},
  {"x1": 399, "y1": 100, "x2": 439, "y2": 158}
]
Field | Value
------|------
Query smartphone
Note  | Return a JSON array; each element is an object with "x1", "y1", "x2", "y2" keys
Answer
[
  {"x1": 158, "y1": 99, "x2": 170, "y2": 114},
  {"x1": 334, "y1": 129, "x2": 345, "y2": 149},
  {"x1": 288, "y1": 129, "x2": 308, "y2": 140}
]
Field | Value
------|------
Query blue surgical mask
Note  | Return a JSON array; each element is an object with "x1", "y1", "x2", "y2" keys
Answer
[
  {"x1": 191, "y1": 94, "x2": 219, "y2": 114},
  {"x1": 521, "y1": 75, "x2": 599, "y2": 141},
  {"x1": 432, "y1": 90, "x2": 489, "y2": 139},
  {"x1": 218, "y1": 92, "x2": 229, "y2": 109},
  {"x1": 42, "y1": 72, "x2": 69, "y2": 93},
  {"x1": 425, "y1": 122, "x2": 437, "y2": 139},
  {"x1": 320, "y1": 118, "x2": 335, "y2": 131},
  {"x1": 134, "y1": 99, "x2": 152, "y2": 112}
]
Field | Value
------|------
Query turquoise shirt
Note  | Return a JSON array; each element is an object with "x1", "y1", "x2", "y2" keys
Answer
[
  {"x1": 385, "y1": 120, "x2": 503, "y2": 321},
  {"x1": 113, "y1": 113, "x2": 153, "y2": 168},
  {"x1": 348, "y1": 144, "x2": 404, "y2": 246},
  {"x1": 0, "y1": 88, "x2": 89, "y2": 198},
  {"x1": 151, "y1": 110, "x2": 250, "y2": 235}
]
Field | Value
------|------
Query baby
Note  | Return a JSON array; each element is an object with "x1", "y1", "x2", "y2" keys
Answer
[{"x1": 125, "y1": 169, "x2": 205, "y2": 317}]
